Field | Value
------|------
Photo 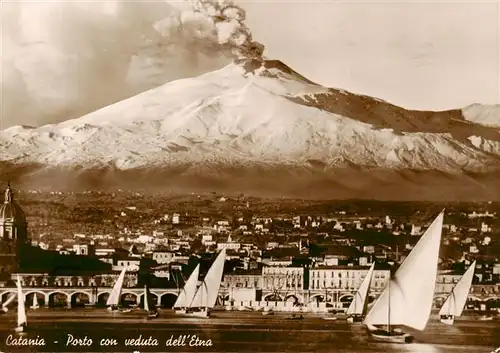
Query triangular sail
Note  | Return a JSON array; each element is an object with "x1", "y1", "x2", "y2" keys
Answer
[
  {"x1": 439, "y1": 261, "x2": 475, "y2": 318},
  {"x1": 106, "y1": 267, "x2": 127, "y2": 306},
  {"x1": 32, "y1": 294, "x2": 39, "y2": 307},
  {"x1": 364, "y1": 211, "x2": 444, "y2": 331},
  {"x1": 346, "y1": 263, "x2": 375, "y2": 316},
  {"x1": 17, "y1": 277, "x2": 27, "y2": 327},
  {"x1": 190, "y1": 249, "x2": 226, "y2": 309},
  {"x1": 143, "y1": 286, "x2": 150, "y2": 312},
  {"x1": 173, "y1": 264, "x2": 200, "y2": 309}
]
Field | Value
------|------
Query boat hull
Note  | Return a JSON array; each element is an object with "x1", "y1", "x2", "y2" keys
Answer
[
  {"x1": 186, "y1": 310, "x2": 210, "y2": 318},
  {"x1": 347, "y1": 315, "x2": 364, "y2": 323},
  {"x1": 367, "y1": 325, "x2": 413, "y2": 344},
  {"x1": 175, "y1": 309, "x2": 187, "y2": 315},
  {"x1": 107, "y1": 306, "x2": 131, "y2": 313},
  {"x1": 440, "y1": 315, "x2": 454, "y2": 325},
  {"x1": 262, "y1": 310, "x2": 274, "y2": 316},
  {"x1": 477, "y1": 315, "x2": 493, "y2": 321},
  {"x1": 285, "y1": 314, "x2": 304, "y2": 320},
  {"x1": 147, "y1": 312, "x2": 159, "y2": 319},
  {"x1": 30, "y1": 305, "x2": 40, "y2": 310},
  {"x1": 14, "y1": 325, "x2": 25, "y2": 333}
]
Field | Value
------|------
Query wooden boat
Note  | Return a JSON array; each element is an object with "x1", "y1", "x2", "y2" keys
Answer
[
  {"x1": 285, "y1": 314, "x2": 304, "y2": 320},
  {"x1": 173, "y1": 264, "x2": 200, "y2": 315},
  {"x1": 439, "y1": 261, "x2": 476, "y2": 325},
  {"x1": 262, "y1": 308, "x2": 274, "y2": 316},
  {"x1": 106, "y1": 267, "x2": 129, "y2": 313},
  {"x1": 323, "y1": 316, "x2": 337, "y2": 321},
  {"x1": 186, "y1": 249, "x2": 226, "y2": 318},
  {"x1": 364, "y1": 211, "x2": 444, "y2": 344},
  {"x1": 477, "y1": 315, "x2": 493, "y2": 321},
  {"x1": 15, "y1": 277, "x2": 27, "y2": 333},
  {"x1": 346, "y1": 263, "x2": 375, "y2": 323},
  {"x1": 143, "y1": 285, "x2": 159, "y2": 319}
]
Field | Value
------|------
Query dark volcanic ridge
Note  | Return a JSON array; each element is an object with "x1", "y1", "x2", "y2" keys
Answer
[{"x1": 1, "y1": 162, "x2": 499, "y2": 201}]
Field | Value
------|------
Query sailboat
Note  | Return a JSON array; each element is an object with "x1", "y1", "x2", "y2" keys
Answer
[
  {"x1": 173, "y1": 264, "x2": 200, "y2": 314},
  {"x1": 364, "y1": 210, "x2": 444, "y2": 344},
  {"x1": 15, "y1": 277, "x2": 27, "y2": 333},
  {"x1": 346, "y1": 262, "x2": 375, "y2": 323},
  {"x1": 143, "y1": 285, "x2": 159, "y2": 319},
  {"x1": 439, "y1": 261, "x2": 476, "y2": 325},
  {"x1": 106, "y1": 267, "x2": 130, "y2": 312},
  {"x1": 30, "y1": 294, "x2": 40, "y2": 310},
  {"x1": 187, "y1": 249, "x2": 226, "y2": 318},
  {"x1": 2, "y1": 293, "x2": 16, "y2": 313}
]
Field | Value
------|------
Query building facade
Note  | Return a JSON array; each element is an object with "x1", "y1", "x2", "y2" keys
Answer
[
  {"x1": 262, "y1": 266, "x2": 304, "y2": 291},
  {"x1": 309, "y1": 266, "x2": 390, "y2": 291}
]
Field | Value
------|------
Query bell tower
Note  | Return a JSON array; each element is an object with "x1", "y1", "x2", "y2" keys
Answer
[{"x1": 0, "y1": 182, "x2": 28, "y2": 279}]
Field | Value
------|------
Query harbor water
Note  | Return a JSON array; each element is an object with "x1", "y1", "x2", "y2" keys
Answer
[{"x1": 0, "y1": 309, "x2": 498, "y2": 352}]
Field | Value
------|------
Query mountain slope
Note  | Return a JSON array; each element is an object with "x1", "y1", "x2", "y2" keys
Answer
[{"x1": 1, "y1": 59, "x2": 499, "y2": 200}]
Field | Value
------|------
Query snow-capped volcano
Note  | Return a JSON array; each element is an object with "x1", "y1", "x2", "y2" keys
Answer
[{"x1": 1, "y1": 59, "x2": 500, "y2": 200}]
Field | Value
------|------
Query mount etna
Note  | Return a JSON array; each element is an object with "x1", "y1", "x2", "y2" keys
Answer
[{"x1": 1, "y1": 59, "x2": 499, "y2": 200}]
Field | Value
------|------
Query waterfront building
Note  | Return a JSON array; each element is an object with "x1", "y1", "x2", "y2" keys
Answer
[{"x1": 309, "y1": 265, "x2": 390, "y2": 291}]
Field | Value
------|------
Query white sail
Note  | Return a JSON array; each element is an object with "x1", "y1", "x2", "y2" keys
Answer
[
  {"x1": 346, "y1": 263, "x2": 375, "y2": 316},
  {"x1": 106, "y1": 267, "x2": 127, "y2": 306},
  {"x1": 143, "y1": 286, "x2": 150, "y2": 312},
  {"x1": 32, "y1": 294, "x2": 39, "y2": 308},
  {"x1": 173, "y1": 264, "x2": 200, "y2": 309},
  {"x1": 2, "y1": 293, "x2": 16, "y2": 308},
  {"x1": 439, "y1": 261, "x2": 476, "y2": 318},
  {"x1": 364, "y1": 211, "x2": 444, "y2": 331},
  {"x1": 16, "y1": 277, "x2": 27, "y2": 327},
  {"x1": 190, "y1": 249, "x2": 226, "y2": 309}
]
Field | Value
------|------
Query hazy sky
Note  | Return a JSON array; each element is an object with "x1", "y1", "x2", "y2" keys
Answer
[
  {"x1": 1, "y1": 0, "x2": 499, "y2": 129},
  {"x1": 241, "y1": 0, "x2": 500, "y2": 111}
]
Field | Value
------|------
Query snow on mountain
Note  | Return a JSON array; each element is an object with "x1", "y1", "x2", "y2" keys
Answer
[
  {"x1": 1, "y1": 59, "x2": 499, "y2": 199},
  {"x1": 462, "y1": 104, "x2": 500, "y2": 128},
  {"x1": 2, "y1": 60, "x2": 499, "y2": 171}
]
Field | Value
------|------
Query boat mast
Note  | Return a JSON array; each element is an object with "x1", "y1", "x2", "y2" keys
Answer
[
  {"x1": 387, "y1": 278, "x2": 391, "y2": 332},
  {"x1": 449, "y1": 291, "x2": 455, "y2": 317}
]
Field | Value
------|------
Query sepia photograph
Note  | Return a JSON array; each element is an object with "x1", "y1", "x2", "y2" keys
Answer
[{"x1": 0, "y1": 0, "x2": 499, "y2": 352}]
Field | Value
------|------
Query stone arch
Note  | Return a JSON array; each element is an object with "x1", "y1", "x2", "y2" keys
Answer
[
  {"x1": 433, "y1": 294, "x2": 448, "y2": 308},
  {"x1": 285, "y1": 294, "x2": 300, "y2": 304},
  {"x1": 25, "y1": 291, "x2": 46, "y2": 307},
  {"x1": 484, "y1": 297, "x2": 500, "y2": 309},
  {"x1": 309, "y1": 294, "x2": 326, "y2": 303},
  {"x1": 97, "y1": 291, "x2": 111, "y2": 307},
  {"x1": 48, "y1": 291, "x2": 69, "y2": 308},
  {"x1": 338, "y1": 294, "x2": 353, "y2": 308},
  {"x1": 121, "y1": 292, "x2": 139, "y2": 306},
  {"x1": 138, "y1": 292, "x2": 159, "y2": 308},
  {"x1": 468, "y1": 295, "x2": 483, "y2": 302},
  {"x1": 264, "y1": 293, "x2": 283, "y2": 301},
  {"x1": 69, "y1": 291, "x2": 91, "y2": 308},
  {"x1": 160, "y1": 293, "x2": 178, "y2": 308},
  {"x1": 0, "y1": 290, "x2": 16, "y2": 303}
]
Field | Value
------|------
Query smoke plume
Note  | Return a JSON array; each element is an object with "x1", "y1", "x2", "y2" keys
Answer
[
  {"x1": 0, "y1": 0, "x2": 265, "y2": 129},
  {"x1": 188, "y1": 0, "x2": 265, "y2": 60}
]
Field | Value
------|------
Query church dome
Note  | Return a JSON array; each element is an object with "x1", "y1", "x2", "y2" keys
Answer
[{"x1": 0, "y1": 183, "x2": 26, "y2": 223}]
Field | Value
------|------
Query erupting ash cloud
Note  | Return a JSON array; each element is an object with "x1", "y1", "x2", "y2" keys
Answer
[
  {"x1": 0, "y1": 0, "x2": 265, "y2": 129},
  {"x1": 188, "y1": 0, "x2": 265, "y2": 60}
]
